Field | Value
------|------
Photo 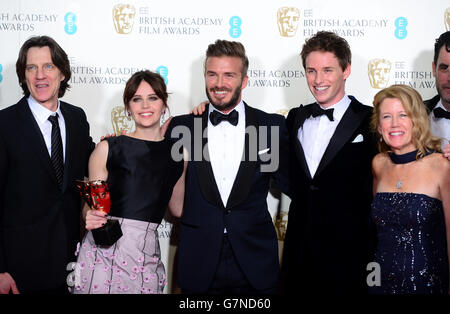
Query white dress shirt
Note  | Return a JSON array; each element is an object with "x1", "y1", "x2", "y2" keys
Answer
[
  {"x1": 208, "y1": 101, "x2": 245, "y2": 207},
  {"x1": 28, "y1": 96, "x2": 66, "y2": 161},
  {"x1": 429, "y1": 100, "x2": 450, "y2": 149},
  {"x1": 298, "y1": 95, "x2": 351, "y2": 178}
]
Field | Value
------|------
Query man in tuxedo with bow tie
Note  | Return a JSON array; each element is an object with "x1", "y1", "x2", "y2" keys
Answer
[
  {"x1": 281, "y1": 31, "x2": 377, "y2": 294},
  {"x1": 425, "y1": 31, "x2": 450, "y2": 154},
  {"x1": 0, "y1": 36, "x2": 94, "y2": 293},
  {"x1": 168, "y1": 40, "x2": 289, "y2": 294}
]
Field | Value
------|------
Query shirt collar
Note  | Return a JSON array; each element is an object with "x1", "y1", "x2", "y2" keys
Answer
[
  {"x1": 209, "y1": 100, "x2": 245, "y2": 115},
  {"x1": 317, "y1": 94, "x2": 350, "y2": 122},
  {"x1": 435, "y1": 99, "x2": 448, "y2": 112},
  {"x1": 28, "y1": 96, "x2": 62, "y2": 124}
]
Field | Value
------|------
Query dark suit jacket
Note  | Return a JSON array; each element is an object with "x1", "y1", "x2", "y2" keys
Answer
[
  {"x1": 424, "y1": 95, "x2": 440, "y2": 112},
  {"x1": 168, "y1": 102, "x2": 289, "y2": 293},
  {"x1": 281, "y1": 96, "x2": 377, "y2": 293},
  {"x1": 0, "y1": 97, "x2": 94, "y2": 293}
]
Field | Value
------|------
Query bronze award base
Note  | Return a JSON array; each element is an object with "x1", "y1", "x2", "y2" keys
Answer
[{"x1": 92, "y1": 219, "x2": 123, "y2": 246}]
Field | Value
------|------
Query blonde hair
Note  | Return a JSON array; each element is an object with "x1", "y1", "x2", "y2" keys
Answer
[{"x1": 371, "y1": 84, "x2": 441, "y2": 157}]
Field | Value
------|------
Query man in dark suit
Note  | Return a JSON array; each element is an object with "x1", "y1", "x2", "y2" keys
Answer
[
  {"x1": 168, "y1": 40, "x2": 289, "y2": 294},
  {"x1": 424, "y1": 31, "x2": 450, "y2": 154},
  {"x1": 281, "y1": 31, "x2": 377, "y2": 294},
  {"x1": 0, "y1": 36, "x2": 94, "y2": 294}
]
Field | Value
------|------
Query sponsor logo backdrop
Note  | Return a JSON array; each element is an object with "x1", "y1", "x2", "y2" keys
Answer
[{"x1": 0, "y1": 0, "x2": 448, "y2": 293}]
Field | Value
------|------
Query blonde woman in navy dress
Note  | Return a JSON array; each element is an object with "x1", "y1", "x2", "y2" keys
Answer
[
  {"x1": 370, "y1": 84, "x2": 450, "y2": 294},
  {"x1": 72, "y1": 71, "x2": 185, "y2": 294}
]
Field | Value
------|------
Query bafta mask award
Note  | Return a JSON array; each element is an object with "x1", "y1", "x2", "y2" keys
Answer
[{"x1": 76, "y1": 180, "x2": 122, "y2": 246}]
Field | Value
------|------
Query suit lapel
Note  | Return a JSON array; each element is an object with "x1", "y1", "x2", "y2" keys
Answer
[
  {"x1": 16, "y1": 97, "x2": 58, "y2": 185},
  {"x1": 59, "y1": 103, "x2": 72, "y2": 192},
  {"x1": 315, "y1": 98, "x2": 369, "y2": 177},
  {"x1": 291, "y1": 105, "x2": 312, "y2": 180},
  {"x1": 226, "y1": 103, "x2": 259, "y2": 209},
  {"x1": 193, "y1": 106, "x2": 224, "y2": 208}
]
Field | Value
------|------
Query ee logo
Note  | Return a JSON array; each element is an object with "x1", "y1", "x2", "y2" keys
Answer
[
  {"x1": 394, "y1": 17, "x2": 407, "y2": 40},
  {"x1": 64, "y1": 12, "x2": 77, "y2": 35},
  {"x1": 156, "y1": 66, "x2": 169, "y2": 85},
  {"x1": 229, "y1": 16, "x2": 242, "y2": 38}
]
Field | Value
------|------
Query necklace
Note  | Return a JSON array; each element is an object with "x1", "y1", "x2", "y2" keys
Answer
[{"x1": 388, "y1": 149, "x2": 418, "y2": 189}]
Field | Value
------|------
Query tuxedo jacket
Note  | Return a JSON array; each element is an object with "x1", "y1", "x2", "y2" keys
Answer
[
  {"x1": 281, "y1": 96, "x2": 377, "y2": 293},
  {"x1": 0, "y1": 97, "x2": 94, "y2": 293},
  {"x1": 424, "y1": 95, "x2": 440, "y2": 112},
  {"x1": 169, "y1": 102, "x2": 289, "y2": 293}
]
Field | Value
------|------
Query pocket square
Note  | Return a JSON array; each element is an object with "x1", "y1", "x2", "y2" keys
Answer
[
  {"x1": 258, "y1": 148, "x2": 270, "y2": 155},
  {"x1": 352, "y1": 134, "x2": 364, "y2": 143}
]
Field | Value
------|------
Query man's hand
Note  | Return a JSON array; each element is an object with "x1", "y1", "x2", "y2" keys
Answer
[
  {"x1": 190, "y1": 101, "x2": 209, "y2": 116},
  {"x1": 100, "y1": 130, "x2": 127, "y2": 141},
  {"x1": 0, "y1": 272, "x2": 19, "y2": 294}
]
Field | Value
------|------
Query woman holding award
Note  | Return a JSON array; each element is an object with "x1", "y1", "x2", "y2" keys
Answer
[{"x1": 72, "y1": 70, "x2": 184, "y2": 294}]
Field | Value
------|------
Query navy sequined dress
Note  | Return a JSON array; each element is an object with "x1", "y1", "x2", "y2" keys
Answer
[{"x1": 369, "y1": 192, "x2": 449, "y2": 294}]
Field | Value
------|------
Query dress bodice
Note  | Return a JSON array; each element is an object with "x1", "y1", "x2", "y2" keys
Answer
[
  {"x1": 370, "y1": 192, "x2": 449, "y2": 294},
  {"x1": 105, "y1": 135, "x2": 183, "y2": 224}
]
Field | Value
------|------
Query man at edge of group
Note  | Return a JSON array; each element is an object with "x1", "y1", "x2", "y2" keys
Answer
[
  {"x1": 425, "y1": 31, "x2": 450, "y2": 154},
  {"x1": 0, "y1": 36, "x2": 94, "y2": 294}
]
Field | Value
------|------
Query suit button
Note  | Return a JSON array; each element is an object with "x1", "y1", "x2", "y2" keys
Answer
[
  {"x1": 225, "y1": 209, "x2": 231, "y2": 214},
  {"x1": 310, "y1": 185, "x2": 319, "y2": 191}
]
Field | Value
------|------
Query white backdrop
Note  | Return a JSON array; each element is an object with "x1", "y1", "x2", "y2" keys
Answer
[{"x1": 0, "y1": 0, "x2": 448, "y2": 293}]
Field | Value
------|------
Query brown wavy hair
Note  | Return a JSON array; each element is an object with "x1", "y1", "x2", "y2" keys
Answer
[
  {"x1": 371, "y1": 84, "x2": 442, "y2": 157},
  {"x1": 300, "y1": 31, "x2": 351, "y2": 72},
  {"x1": 16, "y1": 35, "x2": 71, "y2": 98}
]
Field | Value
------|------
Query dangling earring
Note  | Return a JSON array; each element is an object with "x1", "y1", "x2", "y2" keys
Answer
[
  {"x1": 126, "y1": 111, "x2": 131, "y2": 121},
  {"x1": 160, "y1": 110, "x2": 166, "y2": 125},
  {"x1": 379, "y1": 137, "x2": 383, "y2": 142},
  {"x1": 160, "y1": 107, "x2": 171, "y2": 126}
]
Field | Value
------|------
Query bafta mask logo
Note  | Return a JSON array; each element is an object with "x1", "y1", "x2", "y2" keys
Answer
[
  {"x1": 368, "y1": 58, "x2": 392, "y2": 89},
  {"x1": 277, "y1": 7, "x2": 300, "y2": 37},
  {"x1": 112, "y1": 4, "x2": 136, "y2": 34},
  {"x1": 111, "y1": 106, "x2": 134, "y2": 134},
  {"x1": 275, "y1": 211, "x2": 289, "y2": 241},
  {"x1": 445, "y1": 8, "x2": 450, "y2": 31}
]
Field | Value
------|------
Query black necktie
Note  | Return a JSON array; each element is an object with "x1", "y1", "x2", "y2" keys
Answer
[
  {"x1": 310, "y1": 103, "x2": 334, "y2": 121},
  {"x1": 433, "y1": 107, "x2": 450, "y2": 119},
  {"x1": 209, "y1": 109, "x2": 239, "y2": 126},
  {"x1": 48, "y1": 113, "x2": 64, "y2": 189}
]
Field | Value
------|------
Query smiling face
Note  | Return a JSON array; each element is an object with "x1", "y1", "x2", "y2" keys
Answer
[
  {"x1": 305, "y1": 51, "x2": 350, "y2": 108},
  {"x1": 205, "y1": 56, "x2": 248, "y2": 113},
  {"x1": 127, "y1": 80, "x2": 165, "y2": 129},
  {"x1": 378, "y1": 97, "x2": 416, "y2": 154},
  {"x1": 25, "y1": 46, "x2": 65, "y2": 111}
]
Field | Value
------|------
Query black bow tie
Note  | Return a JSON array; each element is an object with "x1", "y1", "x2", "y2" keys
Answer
[
  {"x1": 209, "y1": 109, "x2": 239, "y2": 126},
  {"x1": 433, "y1": 107, "x2": 450, "y2": 119},
  {"x1": 309, "y1": 103, "x2": 334, "y2": 121}
]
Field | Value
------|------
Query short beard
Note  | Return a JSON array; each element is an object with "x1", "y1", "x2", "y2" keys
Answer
[{"x1": 206, "y1": 86, "x2": 242, "y2": 113}]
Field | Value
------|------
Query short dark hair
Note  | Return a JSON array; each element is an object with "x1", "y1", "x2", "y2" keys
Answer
[
  {"x1": 16, "y1": 35, "x2": 71, "y2": 98},
  {"x1": 123, "y1": 70, "x2": 168, "y2": 110},
  {"x1": 204, "y1": 39, "x2": 249, "y2": 77},
  {"x1": 300, "y1": 31, "x2": 351, "y2": 72},
  {"x1": 433, "y1": 31, "x2": 450, "y2": 65}
]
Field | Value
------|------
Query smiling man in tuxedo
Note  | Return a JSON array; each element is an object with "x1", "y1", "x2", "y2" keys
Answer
[
  {"x1": 168, "y1": 39, "x2": 289, "y2": 294},
  {"x1": 0, "y1": 36, "x2": 94, "y2": 294},
  {"x1": 281, "y1": 31, "x2": 377, "y2": 294}
]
